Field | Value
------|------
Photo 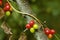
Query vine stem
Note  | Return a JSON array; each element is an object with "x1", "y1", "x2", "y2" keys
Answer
[{"x1": 7, "y1": 0, "x2": 44, "y2": 29}]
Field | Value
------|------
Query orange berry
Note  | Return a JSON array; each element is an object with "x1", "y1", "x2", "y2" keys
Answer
[
  {"x1": 48, "y1": 34, "x2": 53, "y2": 38},
  {"x1": 10, "y1": 7, "x2": 12, "y2": 11}
]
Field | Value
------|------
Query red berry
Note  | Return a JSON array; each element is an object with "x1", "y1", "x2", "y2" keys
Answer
[
  {"x1": 44, "y1": 28, "x2": 50, "y2": 35},
  {"x1": 0, "y1": 0, "x2": 2, "y2": 1},
  {"x1": 50, "y1": 29, "x2": 55, "y2": 34},
  {"x1": 44, "y1": 28, "x2": 50, "y2": 31},
  {"x1": 26, "y1": 24, "x2": 31, "y2": 29},
  {"x1": 4, "y1": 2, "x2": 9, "y2": 6},
  {"x1": 29, "y1": 20, "x2": 35, "y2": 26},
  {"x1": 3, "y1": 3, "x2": 10, "y2": 11},
  {"x1": 45, "y1": 29, "x2": 50, "y2": 35},
  {"x1": 0, "y1": 1, "x2": 2, "y2": 6},
  {"x1": 4, "y1": 5, "x2": 10, "y2": 11}
]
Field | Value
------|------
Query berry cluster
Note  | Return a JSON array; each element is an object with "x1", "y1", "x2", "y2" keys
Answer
[
  {"x1": 0, "y1": 0, "x2": 12, "y2": 16},
  {"x1": 3, "y1": 2, "x2": 12, "y2": 16},
  {"x1": 25, "y1": 20, "x2": 38, "y2": 33},
  {"x1": 44, "y1": 28, "x2": 55, "y2": 38}
]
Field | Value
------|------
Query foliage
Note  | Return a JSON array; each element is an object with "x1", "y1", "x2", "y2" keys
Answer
[{"x1": 0, "y1": 0, "x2": 60, "y2": 40}]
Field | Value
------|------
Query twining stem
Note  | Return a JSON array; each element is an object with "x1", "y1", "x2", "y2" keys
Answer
[{"x1": 7, "y1": 0, "x2": 43, "y2": 29}]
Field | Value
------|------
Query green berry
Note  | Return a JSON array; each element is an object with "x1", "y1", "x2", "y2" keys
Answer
[
  {"x1": 30, "y1": 28, "x2": 35, "y2": 33},
  {"x1": 6, "y1": 11, "x2": 10, "y2": 16},
  {"x1": 33, "y1": 24, "x2": 38, "y2": 29}
]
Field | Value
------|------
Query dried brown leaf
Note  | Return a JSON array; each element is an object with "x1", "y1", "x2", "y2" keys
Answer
[
  {"x1": 18, "y1": 33, "x2": 27, "y2": 40},
  {"x1": 1, "y1": 22, "x2": 12, "y2": 34},
  {"x1": 0, "y1": 8, "x2": 5, "y2": 19}
]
